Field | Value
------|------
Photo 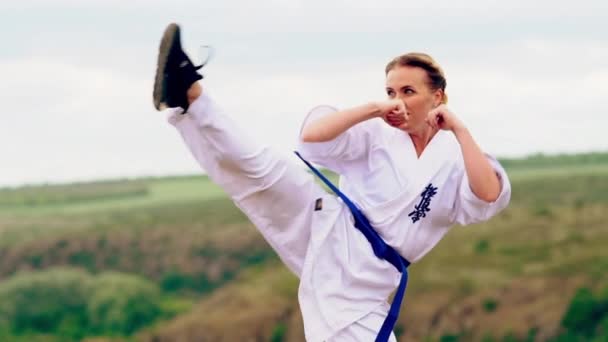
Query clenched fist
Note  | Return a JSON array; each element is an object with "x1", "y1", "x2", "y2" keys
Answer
[
  {"x1": 374, "y1": 99, "x2": 408, "y2": 128},
  {"x1": 425, "y1": 105, "x2": 465, "y2": 132}
]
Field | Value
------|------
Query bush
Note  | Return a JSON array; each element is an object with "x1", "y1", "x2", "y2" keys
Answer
[
  {"x1": 526, "y1": 327, "x2": 539, "y2": 342},
  {"x1": 474, "y1": 239, "x2": 490, "y2": 254},
  {"x1": 549, "y1": 331, "x2": 587, "y2": 342},
  {"x1": 440, "y1": 334, "x2": 462, "y2": 342},
  {"x1": 483, "y1": 298, "x2": 499, "y2": 313},
  {"x1": 160, "y1": 270, "x2": 214, "y2": 293},
  {"x1": 561, "y1": 287, "x2": 608, "y2": 337},
  {"x1": 394, "y1": 324, "x2": 405, "y2": 337},
  {"x1": 502, "y1": 332, "x2": 518, "y2": 342},
  {"x1": 270, "y1": 322, "x2": 287, "y2": 342},
  {"x1": 0, "y1": 268, "x2": 163, "y2": 339},
  {"x1": 0, "y1": 268, "x2": 91, "y2": 339},
  {"x1": 552, "y1": 286, "x2": 608, "y2": 341},
  {"x1": 87, "y1": 272, "x2": 162, "y2": 335}
]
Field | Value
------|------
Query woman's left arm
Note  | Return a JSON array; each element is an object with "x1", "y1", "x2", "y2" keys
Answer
[
  {"x1": 452, "y1": 126, "x2": 501, "y2": 202},
  {"x1": 427, "y1": 105, "x2": 501, "y2": 203}
]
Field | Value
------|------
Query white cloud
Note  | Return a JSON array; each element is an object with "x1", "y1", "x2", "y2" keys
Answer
[
  {"x1": 4, "y1": 0, "x2": 606, "y2": 35},
  {"x1": 1, "y1": 1, "x2": 607, "y2": 186},
  {"x1": 0, "y1": 58, "x2": 195, "y2": 186}
]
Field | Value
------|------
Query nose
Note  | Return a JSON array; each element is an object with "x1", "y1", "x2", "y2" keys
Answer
[
  {"x1": 395, "y1": 93, "x2": 407, "y2": 104},
  {"x1": 395, "y1": 95, "x2": 408, "y2": 108},
  {"x1": 399, "y1": 99, "x2": 410, "y2": 115}
]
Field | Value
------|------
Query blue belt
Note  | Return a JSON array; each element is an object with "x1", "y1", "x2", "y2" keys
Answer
[{"x1": 295, "y1": 151, "x2": 410, "y2": 342}]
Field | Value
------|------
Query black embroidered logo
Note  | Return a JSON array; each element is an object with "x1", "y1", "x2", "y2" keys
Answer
[{"x1": 408, "y1": 183, "x2": 438, "y2": 223}]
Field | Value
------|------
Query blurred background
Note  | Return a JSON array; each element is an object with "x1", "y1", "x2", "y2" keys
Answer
[{"x1": 1, "y1": 0, "x2": 607, "y2": 341}]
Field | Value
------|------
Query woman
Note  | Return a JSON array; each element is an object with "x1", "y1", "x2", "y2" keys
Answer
[{"x1": 153, "y1": 23, "x2": 510, "y2": 342}]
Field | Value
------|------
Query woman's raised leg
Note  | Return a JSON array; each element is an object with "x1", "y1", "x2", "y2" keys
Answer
[{"x1": 153, "y1": 23, "x2": 330, "y2": 277}]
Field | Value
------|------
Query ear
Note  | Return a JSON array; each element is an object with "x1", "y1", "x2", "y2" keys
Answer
[{"x1": 433, "y1": 89, "x2": 444, "y2": 107}]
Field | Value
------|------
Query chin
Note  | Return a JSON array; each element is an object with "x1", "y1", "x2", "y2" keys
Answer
[{"x1": 397, "y1": 123, "x2": 412, "y2": 132}]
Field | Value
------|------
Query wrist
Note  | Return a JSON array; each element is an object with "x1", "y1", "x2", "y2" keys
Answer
[
  {"x1": 452, "y1": 124, "x2": 469, "y2": 137},
  {"x1": 366, "y1": 102, "x2": 382, "y2": 119}
]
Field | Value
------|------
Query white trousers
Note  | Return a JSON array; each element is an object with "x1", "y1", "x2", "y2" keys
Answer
[
  {"x1": 167, "y1": 90, "x2": 396, "y2": 342},
  {"x1": 330, "y1": 305, "x2": 397, "y2": 342},
  {"x1": 168, "y1": 92, "x2": 326, "y2": 276}
]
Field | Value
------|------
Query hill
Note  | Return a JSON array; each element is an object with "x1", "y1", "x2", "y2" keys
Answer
[{"x1": 0, "y1": 151, "x2": 607, "y2": 341}]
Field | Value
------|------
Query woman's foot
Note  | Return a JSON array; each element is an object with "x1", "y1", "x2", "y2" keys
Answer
[{"x1": 153, "y1": 23, "x2": 203, "y2": 112}]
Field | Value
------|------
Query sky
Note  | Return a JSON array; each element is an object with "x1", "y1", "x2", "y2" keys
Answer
[{"x1": 1, "y1": 0, "x2": 607, "y2": 187}]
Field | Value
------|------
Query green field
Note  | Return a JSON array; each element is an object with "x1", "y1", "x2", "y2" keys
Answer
[
  {"x1": 0, "y1": 152, "x2": 607, "y2": 341},
  {"x1": 0, "y1": 176, "x2": 228, "y2": 216}
]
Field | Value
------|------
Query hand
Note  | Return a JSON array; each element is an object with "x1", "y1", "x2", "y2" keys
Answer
[
  {"x1": 375, "y1": 99, "x2": 407, "y2": 127},
  {"x1": 426, "y1": 105, "x2": 465, "y2": 132}
]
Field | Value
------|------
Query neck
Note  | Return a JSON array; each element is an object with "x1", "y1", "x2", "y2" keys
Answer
[{"x1": 408, "y1": 127, "x2": 438, "y2": 158}]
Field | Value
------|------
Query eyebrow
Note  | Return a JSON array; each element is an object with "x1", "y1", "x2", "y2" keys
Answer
[{"x1": 386, "y1": 85, "x2": 414, "y2": 91}]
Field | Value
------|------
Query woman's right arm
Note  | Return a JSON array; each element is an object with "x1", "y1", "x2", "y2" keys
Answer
[{"x1": 300, "y1": 99, "x2": 406, "y2": 142}]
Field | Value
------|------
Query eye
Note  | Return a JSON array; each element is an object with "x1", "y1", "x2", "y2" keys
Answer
[
  {"x1": 386, "y1": 90, "x2": 395, "y2": 97},
  {"x1": 403, "y1": 88, "x2": 415, "y2": 94}
]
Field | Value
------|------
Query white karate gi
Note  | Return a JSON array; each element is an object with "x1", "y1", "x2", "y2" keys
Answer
[{"x1": 167, "y1": 91, "x2": 511, "y2": 342}]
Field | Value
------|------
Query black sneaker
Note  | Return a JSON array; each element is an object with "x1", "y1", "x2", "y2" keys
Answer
[{"x1": 153, "y1": 23, "x2": 204, "y2": 112}]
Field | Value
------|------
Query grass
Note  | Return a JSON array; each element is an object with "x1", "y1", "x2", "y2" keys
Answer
[
  {"x1": 507, "y1": 163, "x2": 608, "y2": 181},
  {"x1": 0, "y1": 176, "x2": 227, "y2": 216},
  {"x1": 0, "y1": 152, "x2": 607, "y2": 341},
  {"x1": 0, "y1": 180, "x2": 148, "y2": 207}
]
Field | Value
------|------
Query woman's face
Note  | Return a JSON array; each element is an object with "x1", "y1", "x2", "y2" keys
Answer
[{"x1": 385, "y1": 65, "x2": 442, "y2": 134}]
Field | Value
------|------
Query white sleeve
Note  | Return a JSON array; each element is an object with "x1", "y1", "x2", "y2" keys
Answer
[
  {"x1": 296, "y1": 105, "x2": 373, "y2": 174},
  {"x1": 450, "y1": 154, "x2": 511, "y2": 225}
]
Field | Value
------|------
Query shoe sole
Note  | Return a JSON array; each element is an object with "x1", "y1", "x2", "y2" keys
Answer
[{"x1": 153, "y1": 23, "x2": 179, "y2": 111}]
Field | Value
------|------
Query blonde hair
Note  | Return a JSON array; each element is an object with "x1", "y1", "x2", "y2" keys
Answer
[{"x1": 385, "y1": 52, "x2": 448, "y2": 104}]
